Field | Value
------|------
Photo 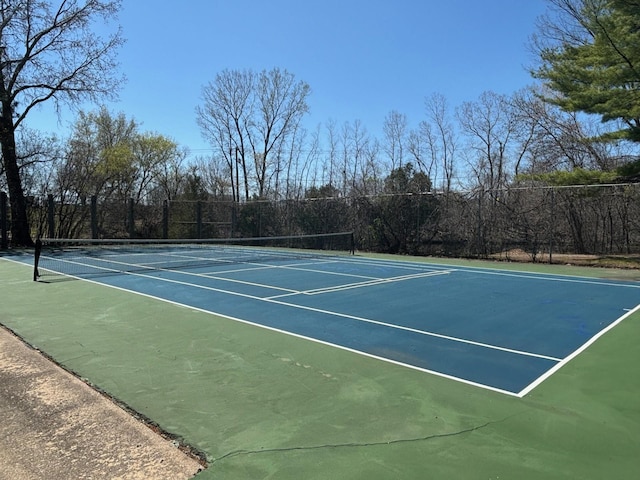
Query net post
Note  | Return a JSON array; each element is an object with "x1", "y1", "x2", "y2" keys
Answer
[
  {"x1": 350, "y1": 231, "x2": 355, "y2": 255},
  {"x1": 162, "y1": 200, "x2": 169, "y2": 239},
  {"x1": 128, "y1": 198, "x2": 135, "y2": 238},
  {"x1": 0, "y1": 191, "x2": 7, "y2": 249},
  {"x1": 47, "y1": 194, "x2": 55, "y2": 238},
  {"x1": 33, "y1": 237, "x2": 42, "y2": 281},
  {"x1": 549, "y1": 187, "x2": 555, "y2": 264},
  {"x1": 91, "y1": 196, "x2": 98, "y2": 239}
]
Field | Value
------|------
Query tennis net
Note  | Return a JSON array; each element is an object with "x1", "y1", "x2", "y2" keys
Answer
[{"x1": 33, "y1": 232, "x2": 355, "y2": 281}]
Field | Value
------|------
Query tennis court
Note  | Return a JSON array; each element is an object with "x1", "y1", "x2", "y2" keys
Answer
[
  {"x1": 28, "y1": 239, "x2": 640, "y2": 397},
  {"x1": 2, "y1": 240, "x2": 640, "y2": 479}
]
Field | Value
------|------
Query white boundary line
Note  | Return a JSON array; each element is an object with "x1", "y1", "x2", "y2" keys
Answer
[
  {"x1": 41, "y1": 271, "x2": 526, "y2": 398},
  {"x1": 8, "y1": 254, "x2": 639, "y2": 397},
  {"x1": 35, "y1": 261, "x2": 563, "y2": 364},
  {"x1": 341, "y1": 256, "x2": 640, "y2": 289},
  {"x1": 453, "y1": 269, "x2": 640, "y2": 289},
  {"x1": 4, "y1": 255, "x2": 521, "y2": 396},
  {"x1": 516, "y1": 303, "x2": 640, "y2": 397},
  {"x1": 38, "y1": 254, "x2": 323, "y2": 296},
  {"x1": 124, "y1": 283, "x2": 525, "y2": 397},
  {"x1": 41, "y1": 252, "x2": 453, "y2": 299},
  {"x1": 269, "y1": 270, "x2": 453, "y2": 298}
]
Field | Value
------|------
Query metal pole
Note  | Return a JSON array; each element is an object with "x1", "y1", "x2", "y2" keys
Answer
[
  {"x1": 162, "y1": 199, "x2": 169, "y2": 239},
  {"x1": 229, "y1": 147, "x2": 235, "y2": 203},
  {"x1": 128, "y1": 198, "x2": 134, "y2": 238},
  {"x1": 477, "y1": 189, "x2": 483, "y2": 258},
  {"x1": 196, "y1": 201, "x2": 202, "y2": 238},
  {"x1": 47, "y1": 194, "x2": 55, "y2": 238},
  {"x1": 549, "y1": 188, "x2": 555, "y2": 264},
  {"x1": 91, "y1": 196, "x2": 98, "y2": 239},
  {"x1": 235, "y1": 147, "x2": 240, "y2": 203}
]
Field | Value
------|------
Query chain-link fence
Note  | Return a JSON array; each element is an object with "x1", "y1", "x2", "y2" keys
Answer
[{"x1": 6, "y1": 183, "x2": 640, "y2": 259}]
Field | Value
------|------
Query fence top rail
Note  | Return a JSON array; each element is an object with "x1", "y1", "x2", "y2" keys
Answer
[{"x1": 39, "y1": 231, "x2": 355, "y2": 245}]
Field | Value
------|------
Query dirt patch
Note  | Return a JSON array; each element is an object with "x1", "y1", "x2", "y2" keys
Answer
[
  {"x1": 490, "y1": 249, "x2": 640, "y2": 270},
  {"x1": 0, "y1": 326, "x2": 205, "y2": 480}
]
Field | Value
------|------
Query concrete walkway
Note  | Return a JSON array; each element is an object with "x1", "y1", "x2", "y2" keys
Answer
[{"x1": 0, "y1": 327, "x2": 204, "y2": 480}]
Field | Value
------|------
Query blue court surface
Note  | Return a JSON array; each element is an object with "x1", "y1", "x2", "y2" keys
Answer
[{"x1": 26, "y1": 247, "x2": 640, "y2": 397}]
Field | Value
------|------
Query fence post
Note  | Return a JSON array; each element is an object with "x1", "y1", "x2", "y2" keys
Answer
[
  {"x1": 128, "y1": 198, "x2": 135, "y2": 238},
  {"x1": 549, "y1": 188, "x2": 555, "y2": 264},
  {"x1": 162, "y1": 200, "x2": 169, "y2": 239},
  {"x1": 231, "y1": 202, "x2": 236, "y2": 238},
  {"x1": 47, "y1": 194, "x2": 55, "y2": 238},
  {"x1": 196, "y1": 201, "x2": 202, "y2": 238},
  {"x1": 91, "y1": 195, "x2": 98, "y2": 239},
  {"x1": 476, "y1": 189, "x2": 484, "y2": 258},
  {"x1": 0, "y1": 191, "x2": 7, "y2": 249}
]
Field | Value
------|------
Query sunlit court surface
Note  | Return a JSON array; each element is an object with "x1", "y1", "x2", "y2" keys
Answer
[
  {"x1": 2, "y1": 241, "x2": 640, "y2": 479},
  {"x1": 27, "y1": 240, "x2": 640, "y2": 397}
]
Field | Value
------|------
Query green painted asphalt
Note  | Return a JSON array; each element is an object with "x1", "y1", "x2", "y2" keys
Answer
[{"x1": 1, "y1": 257, "x2": 639, "y2": 479}]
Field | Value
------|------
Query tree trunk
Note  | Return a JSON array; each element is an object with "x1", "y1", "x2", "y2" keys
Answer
[{"x1": 0, "y1": 102, "x2": 32, "y2": 247}]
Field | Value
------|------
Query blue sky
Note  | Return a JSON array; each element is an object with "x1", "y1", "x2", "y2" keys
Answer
[{"x1": 28, "y1": 0, "x2": 549, "y2": 157}]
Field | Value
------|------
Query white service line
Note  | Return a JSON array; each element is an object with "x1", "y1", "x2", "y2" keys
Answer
[
  {"x1": 268, "y1": 269, "x2": 453, "y2": 298},
  {"x1": 69, "y1": 264, "x2": 563, "y2": 364},
  {"x1": 44, "y1": 254, "x2": 301, "y2": 294},
  {"x1": 26, "y1": 252, "x2": 640, "y2": 397}
]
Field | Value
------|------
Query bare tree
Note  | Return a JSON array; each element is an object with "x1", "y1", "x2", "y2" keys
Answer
[
  {"x1": 382, "y1": 110, "x2": 407, "y2": 171},
  {"x1": 0, "y1": 0, "x2": 124, "y2": 245},
  {"x1": 323, "y1": 119, "x2": 339, "y2": 188},
  {"x1": 192, "y1": 155, "x2": 229, "y2": 199},
  {"x1": 406, "y1": 94, "x2": 458, "y2": 193},
  {"x1": 251, "y1": 68, "x2": 310, "y2": 198},
  {"x1": 10, "y1": 128, "x2": 62, "y2": 195},
  {"x1": 349, "y1": 120, "x2": 370, "y2": 194},
  {"x1": 196, "y1": 69, "x2": 253, "y2": 202},
  {"x1": 152, "y1": 146, "x2": 188, "y2": 202},
  {"x1": 424, "y1": 93, "x2": 456, "y2": 192},
  {"x1": 357, "y1": 137, "x2": 381, "y2": 195},
  {"x1": 196, "y1": 68, "x2": 310, "y2": 201},
  {"x1": 335, "y1": 119, "x2": 373, "y2": 195},
  {"x1": 295, "y1": 124, "x2": 322, "y2": 197},
  {"x1": 407, "y1": 126, "x2": 430, "y2": 179},
  {"x1": 456, "y1": 91, "x2": 517, "y2": 192},
  {"x1": 275, "y1": 116, "x2": 310, "y2": 200},
  {"x1": 510, "y1": 87, "x2": 617, "y2": 178},
  {"x1": 338, "y1": 121, "x2": 352, "y2": 195}
]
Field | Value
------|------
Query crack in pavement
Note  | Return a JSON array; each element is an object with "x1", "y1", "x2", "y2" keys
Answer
[{"x1": 210, "y1": 412, "x2": 522, "y2": 465}]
